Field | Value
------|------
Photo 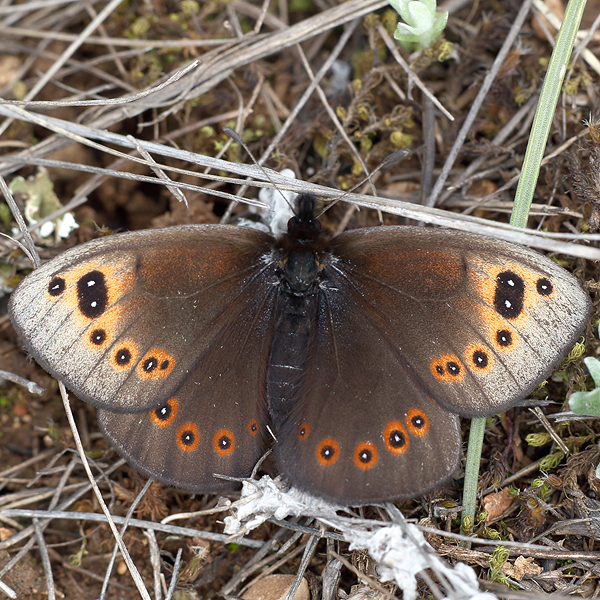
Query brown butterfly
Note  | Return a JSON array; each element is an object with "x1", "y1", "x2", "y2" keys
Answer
[{"x1": 9, "y1": 194, "x2": 591, "y2": 505}]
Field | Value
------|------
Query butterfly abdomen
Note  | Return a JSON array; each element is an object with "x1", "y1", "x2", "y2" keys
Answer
[{"x1": 267, "y1": 292, "x2": 319, "y2": 427}]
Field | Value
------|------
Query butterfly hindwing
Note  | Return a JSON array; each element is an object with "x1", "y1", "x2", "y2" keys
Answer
[
  {"x1": 98, "y1": 287, "x2": 277, "y2": 490},
  {"x1": 273, "y1": 282, "x2": 461, "y2": 505}
]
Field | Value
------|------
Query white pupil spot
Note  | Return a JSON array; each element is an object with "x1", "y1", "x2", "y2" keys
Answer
[
  {"x1": 507, "y1": 279, "x2": 514, "y2": 286},
  {"x1": 91, "y1": 301, "x2": 97, "y2": 307},
  {"x1": 505, "y1": 300, "x2": 512, "y2": 308},
  {"x1": 87, "y1": 280, "x2": 95, "y2": 287}
]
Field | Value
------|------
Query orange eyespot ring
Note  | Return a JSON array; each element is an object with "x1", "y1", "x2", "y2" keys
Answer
[
  {"x1": 248, "y1": 419, "x2": 259, "y2": 436},
  {"x1": 150, "y1": 397, "x2": 178, "y2": 428},
  {"x1": 383, "y1": 421, "x2": 409, "y2": 454},
  {"x1": 316, "y1": 438, "x2": 340, "y2": 466},
  {"x1": 430, "y1": 353, "x2": 465, "y2": 383},
  {"x1": 405, "y1": 409, "x2": 429, "y2": 437},
  {"x1": 213, "y1": 429, "x2": 236, "y2": 457},
  {"x1": 137, "y1": 348, "x2": 175, "y2": 380},
  {"x1": 110, "y1": 340, "x2": 139, "y2": 371},
  {"x1": 298, "y1": 423, "x2": 310, "y2": 440},
  {"x1": 354, "y1": 442, "x2": 379, "y2": 470},
  {"x1": 176, "y1": 422, "x2": 199, "y2": 452}
]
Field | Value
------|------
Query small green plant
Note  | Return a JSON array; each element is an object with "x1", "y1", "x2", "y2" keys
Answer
[
  {"x1": 572, "y1": 350, "x2": 600, "y2": 480},
  {"x1": 488, "y1": 545, "x2": 510, "y2": 584},
  {"x1": 388, "y1": 0, "x2": 448, "y2": 52},
  {"x1": 569, "y1": 356, "x2": 600, "y2": 416}
]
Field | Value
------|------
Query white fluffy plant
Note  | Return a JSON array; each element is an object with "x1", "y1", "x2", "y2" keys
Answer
[{"x1": 389, "y1": 0, "x2": 448, "y2": 52}]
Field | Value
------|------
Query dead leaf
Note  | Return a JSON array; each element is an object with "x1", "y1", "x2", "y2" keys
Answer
[
  {"x1": 483, "y1": 489, "x2": 514, "y2": 521},
  {"x1": 502, "y1": 556, "x2": 543, "y2": 581}
]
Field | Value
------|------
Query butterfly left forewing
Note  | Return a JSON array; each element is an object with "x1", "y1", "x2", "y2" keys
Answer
[{"x1": 327, "y1": 227, "x2": 591, "y2": 417}]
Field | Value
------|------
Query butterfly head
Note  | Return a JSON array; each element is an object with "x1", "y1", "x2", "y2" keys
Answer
[{"x1": 284, "y1": 194, "x2": 321, "y2": 240}]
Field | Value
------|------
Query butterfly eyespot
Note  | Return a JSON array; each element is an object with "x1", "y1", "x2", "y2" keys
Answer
[
  {"x1": 383, "y1": 421, "x2": 409, "y2": 454},
  {"x1": 447, "y1": 362, "x2": 460, "y2": 375},
  {"x1": 248, "y1": 419, "x2": 259, "y2": 436},
  {"x1": 213, "y1": 429, "x2": 236, "y2": 456},
  {"x1": 298, "y1": 424, "x2": 310, "y2": 440},
  {"x1": 76, "y1": 270, "x2": 109, "y2": 319},
  {"x1": 430, "y1": 354, "x2": 465, "y2": 383},
  {"x1": 316, "y1": 438, "x2": 340, "y2": 466},
  {"x1": 494, "y1": 270, "x2": 525, "y2": 320},
  {"x1": 150, "y1": 397, "x2": 178, "y2": 428},
  {"x1": 496, "y1": 329, "x2": 513, "y2": 348},
  {"x1": 176, "y1": 422, "x2": 200, "y2": 452},
  {"x1": 464, "y1": 343, "x2": 494, "y2": 374},
  {"x1": 110, "y1": 341, "x2": 139, "y2": 371},
  {"x1": 117, "y1": 349, "x2": 132, "y2": 365},
  {"x1": 353, "y1": 442, "x2": 379, "y2": 470},
  {"x1": 47, "y1": 276, "x2": 66, "y2": 297},
  {"x1": 89, "y1": 328, "x2": 107, "y2": 346},
  {"x1": 472, "y1": 351, "x2": 488, "y2": 367},
  {"x1": 405, "y1": 409, "x2": 429, "y2": 437},
  {"x1": 536, "y1": 277, "x2": 554, "y2": 297},
  {"x1": 137, "y1": 349, "x2": 175, "y2": 380}
]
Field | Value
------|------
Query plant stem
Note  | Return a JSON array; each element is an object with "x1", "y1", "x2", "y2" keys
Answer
[
  {"x1": 511, "y1": 0, "x2": 587, "y2": 228},
  {"x1": 461, "y1": 417, "x2": 485, "y2": 541},
  {"x1": 460, "y1": 0, "x2": 587, "y2": 547}
]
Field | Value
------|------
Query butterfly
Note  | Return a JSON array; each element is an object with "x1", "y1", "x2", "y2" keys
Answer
[{"x1": 8, "y1": 194, "x2": 591, "y2": 505}]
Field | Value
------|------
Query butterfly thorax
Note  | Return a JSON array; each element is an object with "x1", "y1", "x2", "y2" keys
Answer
[{"x1": 279, "y1": 194, "x2": 328, "y2": 296}]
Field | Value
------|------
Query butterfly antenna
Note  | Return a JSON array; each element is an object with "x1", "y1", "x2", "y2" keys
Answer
[
  {"x1": 223, "y1": 126, "x2": 296, "y2": 212},
  {"x1": 0, "y1": 232, "x2": 38, "y2": 268},
  {"x1": 315, "y1": 149, "x2": 410, "y2": 218}
]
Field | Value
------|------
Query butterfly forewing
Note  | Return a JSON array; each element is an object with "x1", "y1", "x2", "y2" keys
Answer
[
  {"x1": 9, "y1": 225, "x2": 277, "y2": 412},
  {"x1": 327, "y1": 227, "x2": 591, "y2": 417}
]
